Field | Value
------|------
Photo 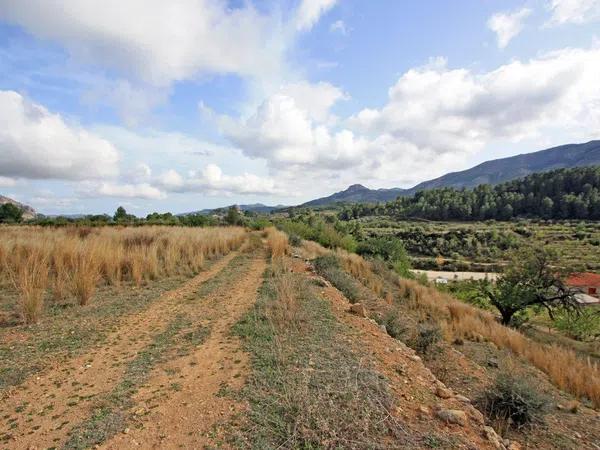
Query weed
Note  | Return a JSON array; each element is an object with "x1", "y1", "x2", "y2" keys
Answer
[{"x1": 480, "y1": 370, "x2": 547, "y2": 429}]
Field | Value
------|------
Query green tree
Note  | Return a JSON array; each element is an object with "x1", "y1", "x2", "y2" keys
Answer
[
  {"x1": 113, "y1": 206, "x2": 128, "y2": 222},
  {"x1": 225, "y1": 206, "x2": 243, "y2": 226},
  {"x1": 0, "y1": 203, "x2": 23, "y2": 223},
  {"x1": 481, "y1": 246, "x2": 578, "y2": 325}
]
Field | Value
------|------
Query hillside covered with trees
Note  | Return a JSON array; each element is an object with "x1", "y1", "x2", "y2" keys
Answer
[{"x1": 340, "y1": 166, "x2": 600, "y2": 221}]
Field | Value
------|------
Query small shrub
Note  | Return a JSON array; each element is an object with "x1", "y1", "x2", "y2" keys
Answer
[
  {"x1": 9, "y1": 253, "x2": 49, "y2": 324},
  {"x1": 411, "y1": 322, "x2": 442, "y2": 355},
  {"x1": 379, "y1": 310, "x2": 406, "y2": 340},
  {"x1": 288, "y1": 233, "x2": 302, "y2": 247},
  {"x1": 554, "y1": 308, "x2": 600, "y2": 342},
  {"x1": 481, "y1": 371, "x2": 547, "y2": 428},
  {"x1": 313, "y1": 255, "x2": 359, "y2": 302}
]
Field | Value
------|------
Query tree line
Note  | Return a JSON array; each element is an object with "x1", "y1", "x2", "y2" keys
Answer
[{"x1": 339, "y1": 166, "x2": 600, "y2": 221}]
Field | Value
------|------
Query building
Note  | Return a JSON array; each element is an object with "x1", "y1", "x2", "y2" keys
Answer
[{"x1": 566, "y1": 273, "x2": 600, "y2": 305}]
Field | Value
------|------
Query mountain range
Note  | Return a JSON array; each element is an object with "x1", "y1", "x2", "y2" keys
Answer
[{"x1": 301, "y1": 140, "x2": 600, "y2": 207}]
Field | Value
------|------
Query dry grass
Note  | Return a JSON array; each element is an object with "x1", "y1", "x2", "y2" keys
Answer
[
  {"x1": 303, "y1": 243, "x2": 600, "y2": 408},
  {"x1": 4, "y1": 249, "x2": 49, "y2": 324},
  {"x1": 301, "y1": 240, "x2": 329, "y2": 259},
  {"x1": 265, "y1": 227, "x2": 289, "y2": 259},
  {"x1": 0, "y1": 226, "x2": 247, "y2": 320}
]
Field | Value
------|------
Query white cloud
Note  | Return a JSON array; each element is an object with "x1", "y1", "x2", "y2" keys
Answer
[
  {"x1": 330, "y1": 19, "x2": 347, "y2": 35},
  {"x1": 0, "y1": 176, "x2": 16, "y2": 187},
  {"x1": 279, "y1": 81, "x2": 347, "y2": 123},
  {"x1": 157, "y1": 164, "x2": 280, "y2": 196},
  {"x1": 547, "y1": 0, "x2": 600, "y2": 25},
  {"x1": 0, "y1": 0, "x2": 285, "y2": 86},
  {"x1": 0, "y1": 90, "x2": 120, "y2": 180},
  {"x1": 93, "y1": 182, "x2": 166, "y2": 200},
  {"x1": 487, "y1": 7, "x2": 532, "y2": 48},
  {"x1": 295, "y1": 0, "x2": 338, "y2": 31},
  {"x1": 217, "y1": 47, "x2": 600, "y2": 190}
]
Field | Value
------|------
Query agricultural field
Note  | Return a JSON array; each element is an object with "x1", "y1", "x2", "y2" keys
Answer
[
  {"x1": 354, "y1": 218, "x2": 600, "y2": 272},
  {"x1": 1, "y1": 224, "x2": 599, "y2": 449}
]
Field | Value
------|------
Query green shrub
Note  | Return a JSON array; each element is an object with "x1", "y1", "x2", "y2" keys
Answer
[
  {"x1": 288, "y1": 233, "x2": 302, "y2": 247},
  {"x1": 481, "y1": 371, "x2": 547, "y2": 428},
  {"x1": 378, "y1": 310, "x2": 406, "y2": 340},
  {"x1": 410, "y1": 322, "x2": 441, "y2": 355},
  {"x1": 554, "y1": 308, "x2": 600, "y2": 342},
  {"x1": 313, "y1": 255, "x2": 359, "y2": 302}
]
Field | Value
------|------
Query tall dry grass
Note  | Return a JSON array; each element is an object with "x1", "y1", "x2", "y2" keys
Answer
[
  {"x1": 265, "y1": 227, "x2": 289, "y2": 259},
  {"x1": 4, "y1": 250, "x2": 49, "y2": 324},
  {"x1": 0, "y1": 226, "x2": 247, "y2": 319},
  {"x1": 302, "y1": 243, "x2": 600, "y2": 408}
]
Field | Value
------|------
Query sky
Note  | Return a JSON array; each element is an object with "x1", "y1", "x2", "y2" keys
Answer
[{"x1": 1, "y1": 0, "x2": 600, "y2": 216}]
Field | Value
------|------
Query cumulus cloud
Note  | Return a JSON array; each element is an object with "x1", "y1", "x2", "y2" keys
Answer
[
  {"x1": 487, "y1": 7, "x2": 532, "y2": 48},
  {"x1": 91, "y1": 182, "x2": 166, "y2": 200},
  {"x1": 547, "y1": 0, "x2": 600, "y2": 25},
  {"x1": 0, "y1": 0, "x2": 285, "y2": 86},
  {"x1": 0, "y1": 90, "x2": 120, "y2": 180},
  {"x1": 295, "y1": 0, "x2": 338, "y2": 31},
  {"x1": 157, "y1": 164, "x2": 280, "y2": 196},
  {"x1": 216, "y1": 47, "x2": 600, "y2": 188}
]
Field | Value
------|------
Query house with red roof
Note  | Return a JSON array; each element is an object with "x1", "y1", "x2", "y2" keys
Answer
[{"x1": 566, "y1": 273, "x2": 600, "y2": 305}]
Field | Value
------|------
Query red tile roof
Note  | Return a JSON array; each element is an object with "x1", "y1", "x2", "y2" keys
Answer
[{"x1": 566, "y1": 272, "x2": 600, "y2": 288}]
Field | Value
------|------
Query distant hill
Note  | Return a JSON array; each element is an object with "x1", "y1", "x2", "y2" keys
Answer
[
  {"x1": 301, "y1": 184, "x2": 407, "y2": 207},
  {"x1": 302, "y1": 140, "x2": 600, "y2": 207},
  {"x1": 0, "y1": 195, "x2": 37, "y2": 220},
  {"x1": 180, "y1": 203, "x2": 286, "y2": 216},
  {"x1": 408, "y1": 140, "x2": 600, "y2": 193}
]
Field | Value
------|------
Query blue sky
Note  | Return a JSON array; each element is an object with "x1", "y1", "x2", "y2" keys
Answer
[{"x1": 1, "y1": 0, "x2": 600, "y2": 215}]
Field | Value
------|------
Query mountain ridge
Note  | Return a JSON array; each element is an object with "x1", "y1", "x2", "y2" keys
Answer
[
  {"x1": 0, "y1": 195, "x2": 37, "y2": 219},
  {"x1": 301, "y1": 140, "x2": 600, "y2": 207}
]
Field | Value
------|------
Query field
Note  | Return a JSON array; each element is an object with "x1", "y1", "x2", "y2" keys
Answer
[
  {"x1": 355, "y1": 218, "x2": 600, "y2": 272},
  {"x1": 1, "y1": 224, "x2": 599, "y2": 449}
]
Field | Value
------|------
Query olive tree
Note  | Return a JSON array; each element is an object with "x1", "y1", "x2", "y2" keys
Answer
[{"x1": 482, "y1": 247, "x2": 578, "y2": 325}]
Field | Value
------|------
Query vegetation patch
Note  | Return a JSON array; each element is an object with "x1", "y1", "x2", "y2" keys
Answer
[
  {"x1": 231, "y1": 268, "x2": 408, "y2": 449},
  {"x1": 479, "y1": 371, "x2": 548, "y2": 429},
  {"x1": 313, "y1": 254, "x2": 360, "y2": 302}
]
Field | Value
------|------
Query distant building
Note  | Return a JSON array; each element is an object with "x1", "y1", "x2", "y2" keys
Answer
[{"x1": 566, "y1": 273, "x2": 600, "y2": 305}]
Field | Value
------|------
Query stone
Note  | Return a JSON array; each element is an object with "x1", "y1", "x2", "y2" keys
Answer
[
  {"x1": 436, "y1": 386, "x2": 453, "y2": 399},
  {"x1": 487, "y1": 358, "x2": 499, "y2": 368},
  {"x1": 409, "y1": 354, "x2": 421, "y2": 362},
  {"x1": 418, "y1": 405, "x2": 430, "y2": 415},
  {"x1": 483, "y1": 426, "x2": 504, "y2": 449},
  {"x1": 436, "y1": 409, "x2": 467, "y2": 426},
  {"x1": 507, "y1": 443, "x2": 522, "y2": 450},
  {"x1": 349, "y1": 303, "x2": 367, "y2": 317},
  {"x1": 455, "y1": 394, "x2": 471, "y2": 403},
  {"x1": 379, "y1": 324, "x2": 388, "y2": 333}
]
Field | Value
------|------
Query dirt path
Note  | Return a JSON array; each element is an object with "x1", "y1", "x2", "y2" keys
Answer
[
  {"x1": 100, "y1": 256, "x2": 266, "y2": 449},
  {"x1": 1, "y1": 250, "x2": 242, "y2": 449}
]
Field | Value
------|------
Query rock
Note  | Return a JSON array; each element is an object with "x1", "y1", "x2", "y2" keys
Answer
[
  {"x1": 453, "y1": 337, "x2": 464, "y2": 345},
  {"x1": 436, "y1": 409, "x2": 467, "y2": 426},
  {"x1": 418, "y1": 405, "x2": 430, "y2": 415},
  {"x1": 379, "y1": 324, "x2": 387, "y2": 333},
  {"x1": 409, "y1": 354, "x2": 421, "y2": 362},
  {"x1": 483, "y1": 426, "x2": 504, "y2": 449},
  {"x1": 349, "y1": 303, "x2": 367, "y2": 317},
  {"x1": 455, "y1": 394, "x2": 471, "y2": 403},
  {"x1": 134, "y1": 407, "x2": 146, "y2": 416},
  {"x1": 466, "y1": 405, "x2": 485, "y2": 424},
  {"x1": 436, "y1": 386, "x2": 453, "y2": 399},
  {"x1": 487, "y1": 358, "x2": 499, "y2": 368},
  {"x1": 123, "y1": 428, "x2": 130, "y2": 434},
  {"x1": 507, "y1": 442, "x2": 521, "y2": 450},
  {"x1": 558, "y1": 400, "x2": 580, "y2": 413}
]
